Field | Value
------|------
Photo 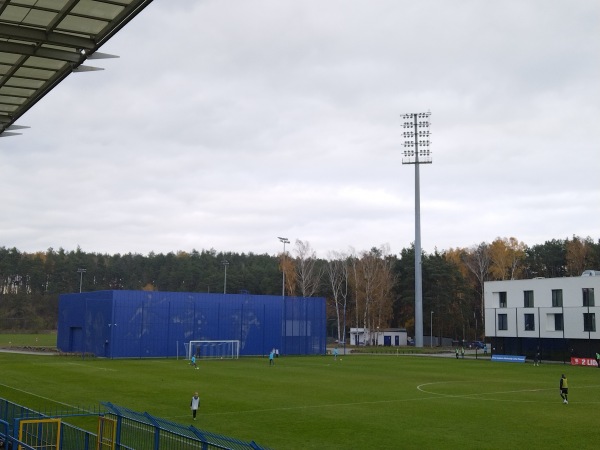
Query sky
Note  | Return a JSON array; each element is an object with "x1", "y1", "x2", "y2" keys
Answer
[{"x1": 1, "y1": 0, "x2": 599, "y2": 259}]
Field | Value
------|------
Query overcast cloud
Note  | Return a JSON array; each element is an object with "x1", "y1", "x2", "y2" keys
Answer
[{"x1": 1, "y1": 0, "x2": 599, "y2": 258}]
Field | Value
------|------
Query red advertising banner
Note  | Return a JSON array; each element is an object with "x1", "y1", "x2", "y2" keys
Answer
[{"x1": 570, "y1": 357, "x2": 599, "y2": 367}]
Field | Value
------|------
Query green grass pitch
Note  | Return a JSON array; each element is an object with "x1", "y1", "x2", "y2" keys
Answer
[{"x1": 1, "y1": 350, "x2": 598, "y2": 449}]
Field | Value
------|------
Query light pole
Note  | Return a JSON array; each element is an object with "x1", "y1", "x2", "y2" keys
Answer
[
  {"x1": 77, "y1": 268, "x2": 86, "y2": 293},
  {"x1": 277, "y1": 237, "x2": 290, "y2": 298},
  {"x1": 402, "y1": 112, "x2": 432, "y2": 347},
  {"x1": 430, "y1": 311, "x2": 434, "y2": 348},
  {"x1": 342, "y1": 272, "x2": 348, "y2": 355},
  {"x1": 222, "y1": 260, "x2": 229, "y2": 294},
  {"x1": 278, "y1": 237, "x2": 290, "y2": 356}
]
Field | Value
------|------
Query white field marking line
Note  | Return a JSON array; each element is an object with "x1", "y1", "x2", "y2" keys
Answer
[
  {"x1": 65, "y1": 362, "x2": 117, "y2": 371},
  {"x1": 36, "y1": 361, "x2": 117, "y2": 371},
  {"x1": 0, "y1": 382, "x2": 93, "y2": 412},
  {"x1": 164, "y1": 395, "x2": 440, "y2": 419},
  {"x1": 417, "y1": 381, "x2": 600, "y2": 403},
  {"x1": 165, "y1": 383, "x2": 600, "y2": 419}
]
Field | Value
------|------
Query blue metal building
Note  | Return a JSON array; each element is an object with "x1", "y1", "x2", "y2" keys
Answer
[{"x1": 57, "y1": 290, "x2": 326, "y2": 358}]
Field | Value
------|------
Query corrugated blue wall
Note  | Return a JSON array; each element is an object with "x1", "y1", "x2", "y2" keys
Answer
[
  {"x1": 57, "y1": 290, "x2": 326, "y2": 358},
  {"x1": 57, "y1": 291, "x2": 114, "y2": 356}
]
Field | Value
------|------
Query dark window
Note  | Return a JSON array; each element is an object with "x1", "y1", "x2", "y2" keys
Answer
[
  {"x1": 499, "y1": 291, "x2": 507, "y2": 308},
  {"x1": 583, "y1": 288, "x2": 595, "y2": 307},
  {"x1": 524, "y1": 291, "x2": 534, "y2": 308},
  {"x1": 552, "y1": 289, "x2": 563, "y2": 307},
  {"x1": 498, "y1": 314, "x2": 508, "y2": 331},
  {"x1": 554, "y1": 314, "x2": 563, "y2": 331},
  {"x1": 524, "y1": 314, "x2": 535, "y2": 331},
  {"x1": 584, "y1": 313, "x2": 596, "y2": 332}
]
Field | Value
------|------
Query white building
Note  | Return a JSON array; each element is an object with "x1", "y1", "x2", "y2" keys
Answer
[
  {"x1": 484, "y1": 273, "x2": 600, "y2": 360},
  {"x1": 349, "y1": 328, "x2": 408, "y2": 346}
]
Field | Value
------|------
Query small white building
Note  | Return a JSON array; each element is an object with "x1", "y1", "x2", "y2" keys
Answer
[
  {"x1": 484, "y1": 272, "x2": 600, "y2": 360},
  {"x1": 349, "y1": 328, "x2": 407, "y2": 346}
]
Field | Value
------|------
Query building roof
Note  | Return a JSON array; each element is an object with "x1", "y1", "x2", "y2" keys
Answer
[{"x1": 0, "y1": 0, "x2": 154, "y2": 136}]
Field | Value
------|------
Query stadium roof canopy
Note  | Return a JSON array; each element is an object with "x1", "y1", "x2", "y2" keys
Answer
[{"x1": 0, "y1": 0, "x2": 154, "y2": 137}]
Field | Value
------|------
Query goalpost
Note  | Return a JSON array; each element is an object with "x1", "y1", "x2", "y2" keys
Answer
[{"x1": 186, "y1": 340, "x2": 240, "y2": 360}]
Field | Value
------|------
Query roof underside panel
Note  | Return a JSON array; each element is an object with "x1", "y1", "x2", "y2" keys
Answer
[{"x1": 0, "y1": 0, "x2": 154, "y2": 135}]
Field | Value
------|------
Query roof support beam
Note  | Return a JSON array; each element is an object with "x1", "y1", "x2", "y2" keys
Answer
[
  {"x1": 0, "y1": 23, "x2": 95, "y2": 50},
  {"x1": 0, "y1": 41, "x2": 82, "y2": 64}
]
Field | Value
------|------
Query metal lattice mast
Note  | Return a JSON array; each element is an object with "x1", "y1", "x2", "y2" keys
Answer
[{"x1": 401, "y1": 112, "x2": 432, "y2": 348}]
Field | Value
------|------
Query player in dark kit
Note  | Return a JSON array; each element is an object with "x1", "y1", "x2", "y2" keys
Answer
[{"x1": 559, "y1": 374, "x2": 568, "y2": 404}]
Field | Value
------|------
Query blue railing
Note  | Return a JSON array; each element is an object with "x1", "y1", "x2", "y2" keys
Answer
[{"x1": 0, "y1": 399, "x2": 270, "y2": 450}]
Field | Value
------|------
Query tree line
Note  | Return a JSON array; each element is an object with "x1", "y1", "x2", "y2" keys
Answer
[{"x1": 0, "y1": 236, "x2": 598, "y2": 342}]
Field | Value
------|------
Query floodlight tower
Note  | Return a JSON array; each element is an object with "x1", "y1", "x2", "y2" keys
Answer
[
  {"x1": 222, "y1": 260, "x2": 229, "y2": 294},
  {"x1": 278, "y1": 236, "x2": 290, "y2": 355},
  {"x1": 401, "y1": 112, "x2": 432, "y2": 348},
  {"x1": 77, "y1": 268, "x2": 86, "y2": 293},
  {"x1": 277, "y1": 237, "x2": 290, "y2": 299}
]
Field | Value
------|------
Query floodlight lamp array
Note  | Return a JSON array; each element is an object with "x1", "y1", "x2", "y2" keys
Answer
[
  {"x1": 402, "y1": 136, "x2": 432, "y2": 150},
  {"x1": 402, "y1": 112, "x2": 430, "y2": 118},
  {"x1": 401, "y1": 111, "x2": 433, "y2": 164},
  {"x1": 403, "y1": 149, "x2": 431, "y2": 157},
  {"x1": 403, "y1": 140, "x2": 432, "y2": 148}
]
